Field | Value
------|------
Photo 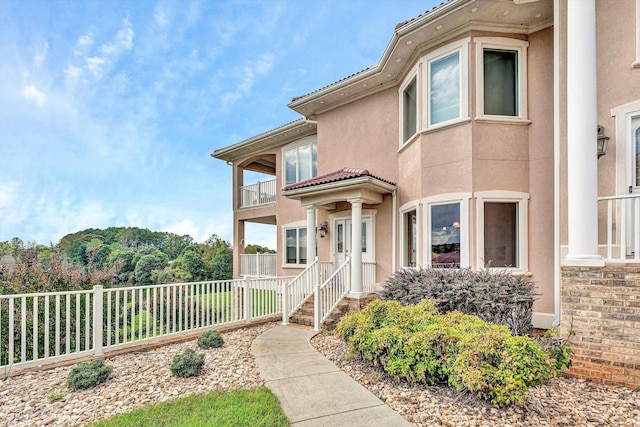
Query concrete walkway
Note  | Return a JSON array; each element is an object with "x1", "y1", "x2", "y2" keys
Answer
[{"x1": 251, "y1": 325, "x2": 412, "y2": 427}]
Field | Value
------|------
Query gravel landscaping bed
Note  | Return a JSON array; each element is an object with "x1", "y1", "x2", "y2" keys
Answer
[
  {"x1": 311, "y1": 331, "x2": 640, "y2": 427},
  {"x1": 0, "y1": 322, "x2": 275, "y2": 427}
]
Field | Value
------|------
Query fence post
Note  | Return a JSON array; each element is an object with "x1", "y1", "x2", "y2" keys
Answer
[
  {"x1": 314, "y1": 258, "x2": 321, "y2": 331},
  {"x1": 282, "y1": 281, "x2": 289, "y2": 326},
  {"x1": 256, "y1": 252, "x2": 261, "y2": 277},
  {"x1": 93, "y1": 285, "x2": 104, "y2": 356},
  {"x1": 244, "y1": 276, "x2": 251, "y2": 324}
]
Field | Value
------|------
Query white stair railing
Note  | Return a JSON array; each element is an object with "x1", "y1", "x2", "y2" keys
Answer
[
  {"x1": 282, "y1": 258, "x2": 319, "y2": 325},
  {"x1": 315, "y1": 257, "x2": 351, "y2": 331},
  {"x1": 598, "y1": 194, "x2": 640, "y2": 262}
]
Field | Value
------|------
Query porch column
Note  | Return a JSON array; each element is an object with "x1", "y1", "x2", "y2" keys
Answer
[
  {"x1": 565, "y1": 0, "x2": 604, "y2": 267},
  {"x1": 305, "y1": 205, "x2": 316, "y2": 262},
  {"x1": 349, "y1": 199, "x2": 364, "y2": 296}
]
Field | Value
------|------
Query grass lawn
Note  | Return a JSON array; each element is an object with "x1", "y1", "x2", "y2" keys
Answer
[{"x1": 89, "y1": 386, "x2": 289, "y2": 427}]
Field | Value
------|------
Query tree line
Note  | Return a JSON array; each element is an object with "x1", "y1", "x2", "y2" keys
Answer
[{"x1": 0, "y1": 227, "x2": 246, "y2": 294}]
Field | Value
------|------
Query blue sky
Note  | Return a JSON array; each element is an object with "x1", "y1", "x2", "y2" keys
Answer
[{"x1": 0, "y1": 0, "x2": 439, "y2": 248}]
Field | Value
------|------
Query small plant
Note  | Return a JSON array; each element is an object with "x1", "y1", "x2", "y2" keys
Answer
[
  {"x1": 538, "y1": 326, "x2": 575, "y2": 371},
  {"x1": 67, "y1": 360, "x2": 113, "y2": 390},
  {"x1": 170, "y1": 348, "x2": 205, "y2": 378},
  {"x1": 197, "y1": 330, "x2": 224, "y2": 349},
  {"x1": 48, "y1": 388, "x2": 65, "y2": 402}
]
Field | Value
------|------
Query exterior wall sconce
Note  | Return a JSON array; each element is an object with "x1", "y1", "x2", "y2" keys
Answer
[
  {"x1": 318, "y1": 221, "x2": 329, "y2": 238},
  {"x1": 597, "y1": 125, "x2": 610, "y2": 158}
]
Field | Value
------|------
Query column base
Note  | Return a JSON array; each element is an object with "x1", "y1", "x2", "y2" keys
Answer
[{"x1": 564, "y1": 254, "x2": 605, "y2": 267}]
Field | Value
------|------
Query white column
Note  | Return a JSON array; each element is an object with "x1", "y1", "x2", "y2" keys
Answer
[
  {"x1": 565, "y1": 0, "x2": 604, "y2": 267},
  {"x1": 305, "y1": 206, "x2": 316, "y2": 263},
  {"x1": 349, "y1": 200, "x2": 363, "y2": 296}
]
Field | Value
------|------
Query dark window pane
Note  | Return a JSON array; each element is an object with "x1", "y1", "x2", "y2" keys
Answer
[
  {"x1": 484, "y1": 49, "x2": 517, "y2": 116},
  {"x1": 484, "y1": 202, "x2": 518, "y2": 267},
  {"x1": 431, "y1": 203, "x2": 461, "y2": 268}
]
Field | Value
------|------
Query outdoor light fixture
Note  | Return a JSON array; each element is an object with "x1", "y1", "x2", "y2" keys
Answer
[
  {"x1": 597, "y1": 125, "x2": 610, "y2": 158},
  {"x1": 318, "y1": 221, "x2": 329, "y2": 238}
]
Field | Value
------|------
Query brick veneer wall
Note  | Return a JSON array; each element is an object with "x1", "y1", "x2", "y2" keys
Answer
[{"x1": 561, "y1": 265, "x2": 640, "y2": 387}]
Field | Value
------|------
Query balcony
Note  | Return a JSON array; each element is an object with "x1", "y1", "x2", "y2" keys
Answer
[{"x1": 240, "y1": 179, "x2": 276, "y2": 209}]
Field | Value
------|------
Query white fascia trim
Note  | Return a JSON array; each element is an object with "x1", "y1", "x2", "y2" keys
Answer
[
  {"x1": 421, "y1": 37, "x2": 470, "y2": 129},
  {"x1": 212, "y1": 119, "x2": 316, "y2": 161},
  {"x1": 474, "y1": 37, "x2": 529, "y2": 121},
  {"x1": 475, "y1": 190, "x2": 530, "y2": 274}
]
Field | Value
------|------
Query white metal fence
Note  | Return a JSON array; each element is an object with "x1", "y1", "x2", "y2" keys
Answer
[
  {"x1": 240, "y1": 253, "x2": 277, "y2": 277},
  {"x1": 240, "y1": 179, "x2": 276, "y2": 208},
  {"x1": 598, "y1": 194, "x2": 640, "y2": 262},
  {"x1": 0, "y1": 277, "x2": 287, "y2": 372}
]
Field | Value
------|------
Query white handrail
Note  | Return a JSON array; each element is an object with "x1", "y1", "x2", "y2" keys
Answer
[
  {"x1": 316, "y1": 258, "x2": 351, "y2": 331},
  {"x1": 281, "y1": 258, "x2": 319, "y2": 325},
  {"x1": 598, "y1": 194, "x2": 640, "y2": 262}
]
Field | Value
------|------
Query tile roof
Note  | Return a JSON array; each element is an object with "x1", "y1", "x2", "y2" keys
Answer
[{"x1": 282, "y1": 168, "x2": 395, "y2": 192}]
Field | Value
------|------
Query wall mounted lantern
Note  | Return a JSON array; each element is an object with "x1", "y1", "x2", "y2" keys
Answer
[
  {"x1": 597, "y1": 125, "x2": 610, "y2": 158},
  {"x1": 318, "y1": 221, "x2": 329, "y2": 238}
]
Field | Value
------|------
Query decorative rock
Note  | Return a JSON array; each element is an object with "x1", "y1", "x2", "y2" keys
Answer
[{"x1": 0, "y1": 322, "x2": 274, "y2": 426}]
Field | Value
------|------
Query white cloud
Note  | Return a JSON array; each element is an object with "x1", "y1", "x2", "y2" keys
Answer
[
  {"x1": 221, "y1": 53, "x2": 275, "y2": 109},
  {"x1": 33, "y1": 41, "x2": 49, "y2": 67},
  {"x1": 75, "y1": 33, "x2": 94, "y2": 56},
  {"x1": 100, "y1": 18, "x2": 134, "y2": 56},
  {"x1": 86, "y1": 56, "x2": 106, "y2": 78},
  {"x1": 22, "y1": 84, "x2": 46, "y2": 106},
  {"x1": 163, "y1": 219, "x2": 200, "y2": 240}
]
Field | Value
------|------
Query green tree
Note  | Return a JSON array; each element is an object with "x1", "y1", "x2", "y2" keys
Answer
[
  {"x1": 134, "y1": 252, "x2": 168, "y2": 284},
  {"x1": 210, "y1": 247, "x2": 233, "y2": 280}
]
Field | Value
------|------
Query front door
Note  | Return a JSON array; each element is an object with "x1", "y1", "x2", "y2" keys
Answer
[{"x1": 334, "y1": 217, "x2": 372, "y2": 269}]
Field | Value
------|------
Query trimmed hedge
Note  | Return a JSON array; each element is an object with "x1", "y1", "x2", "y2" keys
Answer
[
  {"x1": 381, "y1": 268, "x2": 537, "y2": 335},
  {"x1": 336, "y1": 300, "x2": 555, "y2": 407}
]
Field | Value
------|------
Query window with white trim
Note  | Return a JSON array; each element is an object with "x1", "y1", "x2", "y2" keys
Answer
[
  {"x1": 284, "y1": 227, "x2": 307, "y2": 265},
  {"x1": 403, "y1": 209, "x2": 417, "y2": 268},
  {"x1": 401, "y1": 74, "x2": 418, "y2": 144},
  {"x1": 476, "y1": 191, "x2": 529, "y2": 272},
  {"x1": 283, "y1": 137, "x2": 318, "y2": 186},
  {"x1": 423, "y1": 38, "x2": 469, "y2": 128},
  {"x1": 475, "y1": 37, "x2": 528, "y2": 120},
  {"x1": 423, "y1": 194, "x2": 470, "y2": 268}
]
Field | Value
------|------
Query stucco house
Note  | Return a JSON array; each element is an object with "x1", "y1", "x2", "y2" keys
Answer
[{"x1": 213, "y1": 0, "x2": 640, "y2": 387}]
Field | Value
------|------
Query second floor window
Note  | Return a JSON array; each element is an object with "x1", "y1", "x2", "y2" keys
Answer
[
  {"x1": 402, "y1": 76, "x2": 417, "y2": 144},
  {"x1": 284, "y1": 140, "x2": 317, "y2": 185},
  {"x1": 483, "y1": 49, "x2": 518, "y2": 116}
]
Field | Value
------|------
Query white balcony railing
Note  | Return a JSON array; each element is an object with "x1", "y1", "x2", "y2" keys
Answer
[
  {"x1": 240, "y1": 253, "x2": 277, "y2": 277},
  {"x1": 598, "y1": 193, "x2": 640, "y2": 262},
  {"x1": 240, "y1": 179, "x2": 276, "y2": 208}
]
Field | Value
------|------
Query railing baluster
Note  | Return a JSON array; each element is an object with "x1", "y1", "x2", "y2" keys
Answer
[
  {"x1": 33, "y1": 296, "x2": 38, "y2": 361},
  {"x1": 84, "y1": 293, "x2": 89, "y2": 352},
  {"x1": 55, "y1": 295, "x2": 61, "y2": 357},
  {"x1": 107, "y1": 291, "x2": 112, "y2": 348},
  {"x1": 9, "y1": 298, "x2": 14, "y2": 366},
  {"x1": 65, "y1": 294, "x2": 70, "y2": 355},
  {"x1": 21, "y1": 297, "x2": 26, "y2": 363}
]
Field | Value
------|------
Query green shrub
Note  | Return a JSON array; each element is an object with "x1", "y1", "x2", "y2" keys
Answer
[
  {"x1": 67, "y1": 360, "x2": 113, "y2": 390},
  {"x1": 381, "y1": 268, "x2": 537, "y2": 335},
  {"x1": 171, "y1": 348, "x2": 205, "y2": 378},
  {"x1": 537, "y1": 327, "x2": 574, "y2": 371},
  {"x1": 336, "y1": 300, "x2": 556, "y2": 407},
  {"x1": 198, "y1": 330, "x2": 224, "y2": 349}
]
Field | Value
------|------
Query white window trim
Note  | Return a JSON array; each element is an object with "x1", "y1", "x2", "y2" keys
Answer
[
  {"x1": 475, "y1": 37, "x2": 529, "y2": 121},
  {"x1": 422, "y1": 193, "x2": 471, "y2": 268},
  {"x1": 634, "y1": 0, "x2": 640, "y2": 68},
  {"x1": 281, "y1": 135, "x2": 317, "y2": 187},
  {"x1": 282, "y1": 220, "x2": 308, "y2": 267},
  {"x1": 421, "y1": 37, "x2": 470, "y2": 130},
  {"x1": 399, "y1": 68, "x2": 420, "y2": 148},
  {"x1": 400, "y1": 201, "x2": 421, "y2": 269},
  {"x1": 475, "y1": 190, "x2": 529, "y2": 274}
]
